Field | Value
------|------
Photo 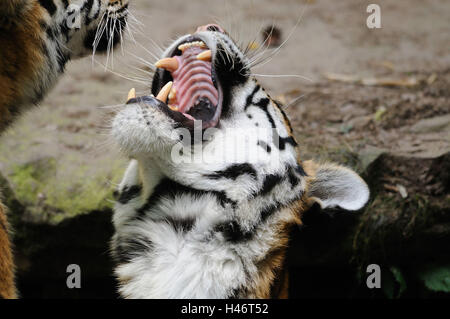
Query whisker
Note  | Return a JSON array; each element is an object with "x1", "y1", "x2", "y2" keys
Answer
[
  {"x1": 248, "y1": 5, "x2": 309, "y2": 70},
  {"x1": 118, "y1": 17, "x2": 124, "y2": 55},
  {"x1": 105, "y1": 16, "x2": 114, "y2": 69},
  {"x1": 245, "y1": 21, "x2": 276, "y2": 64},
  {"x1": 125, "y1": 50, "x2": 156, "y2": 70},
  {"x1": 97, "y1": 103, "x2": 126, "y2": 110},
  {"x1": 92, "y1": 12, "x2": 107, "y2": 59},
  {"x1": 132, "y1": 41, "x2": 161, "y2": 63},
  {"x1": 93, "y1": 59, "x2": 150, "y2": 85},
  {"x1": 127, "y1": 11, "x2": 145, "y2": 28},
  {"x1": 249, "y1": 73, "x2": 313, "y2": 83},
  {"x1": 283, "y1": 94, "x2": 307, "y2": 110}
]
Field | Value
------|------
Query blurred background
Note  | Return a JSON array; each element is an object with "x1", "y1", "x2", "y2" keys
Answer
[{"x1": 0, "y1": 0, "x2": 448, "y2": 298}]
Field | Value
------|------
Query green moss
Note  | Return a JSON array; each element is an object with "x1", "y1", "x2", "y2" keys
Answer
[
  {"x1": 8, "y1": 157, "x2": 125, "y2": 225},
  {"x1": 44, "y1": 175, "x2": 116, "y2": 224},
  {"x1": 9, "y1": 163, "x2": 44, "y2": 203}
]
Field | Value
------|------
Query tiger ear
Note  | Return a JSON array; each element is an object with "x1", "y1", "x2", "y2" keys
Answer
[{"x1": 303, "y1": 161, "x2": 370, "y2": 211}]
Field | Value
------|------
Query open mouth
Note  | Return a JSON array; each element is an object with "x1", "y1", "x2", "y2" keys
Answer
[{"x1": 151, "y1": 36, "x2": 222, "y2": 129}]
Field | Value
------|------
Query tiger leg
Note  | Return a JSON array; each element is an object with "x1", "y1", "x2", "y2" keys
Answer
[{"x1": 0, "y1": 200, "x2": 16, "y2": 299}]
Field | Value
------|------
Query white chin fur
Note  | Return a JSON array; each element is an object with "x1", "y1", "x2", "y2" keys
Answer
[{"x1": 112, "y1": 103, "x2": 177, "y2": 157}]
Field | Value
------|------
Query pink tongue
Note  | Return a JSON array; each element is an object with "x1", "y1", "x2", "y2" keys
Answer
[{"x1": 172, "y1": 46, "x2": 218, "y2": 113}]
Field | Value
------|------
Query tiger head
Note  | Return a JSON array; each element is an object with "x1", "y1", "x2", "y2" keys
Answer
[
  {"x1": 81, "y1": 0, "x2": 130, "y2": 56},
  {"x1": 40, "y1": 0, "x2": 129, "y2": 58},
  {"x1": 112, "y1": 24, "x2": 369, "y2": 217}
]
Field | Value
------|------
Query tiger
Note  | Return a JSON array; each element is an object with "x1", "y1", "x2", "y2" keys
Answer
[
  {"x1": 0, "y1": 0, "x2": 129, "y2": 131},
  {"x1": 110, "y1": 24, "x2": 370, "y2": 298},
  {"x1": 0, "y1": 0, "x2": 130, "y2": 299}
]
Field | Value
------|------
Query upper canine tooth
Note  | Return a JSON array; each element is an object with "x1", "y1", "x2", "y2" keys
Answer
[
  {"x1": 197, "y1": 50, "x2": 212, "y2": 61},
  {"x1": 126, "y1": 88, "x2": 136, "y2": 102},
  {"x1": 155, "y1": 57, "x2": 179, "y2": 72},
  {"x1": 156, "y1": 81, "x2": 173, "y2": 103}
]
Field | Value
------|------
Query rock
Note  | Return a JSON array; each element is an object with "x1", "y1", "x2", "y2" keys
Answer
[
  {"x1": 410, "y1": 114, "x2": 450, "y2": 133},
  {"x1": 1, "y1": 170, "x2": 117, "y2": 298},
  {"x1": 348, "y1": 115, "x2": 371, "y2": 130},
  {"x1": 0, "y1": 170, "x2": 23, "y2": 217},
  {"x1": 357, "y1": 145, "x2": 387, "y2": 172},
  {"x1": 0, "y1": 112, "x2": 127, "y2": 297},
  {"x1": 0, "y1": 170, "x2": 15, "y2": 204},
  {"x1": 287, "y1": 151, "x2": 450, "y2": 298},
  {"x1": 0, "y1": 152, "x2": 125, "y2": 225}
]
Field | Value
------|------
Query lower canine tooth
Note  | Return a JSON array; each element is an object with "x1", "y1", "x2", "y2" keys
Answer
[
  {"x1": 126, "y1": 88, "x2": 136, "y2": 102},
  {"x1": 155, "y1": 57, "x2": 179, "y2": 72},
  {"x1": 156, "y1": 81, "x2": 173, "y2": 102},
  {"x1": 168, "y1": 87, "x2": 176, "y2": 101},
  {"x1": 197, "y1": 50, "x2": 212, "y2": 61}
]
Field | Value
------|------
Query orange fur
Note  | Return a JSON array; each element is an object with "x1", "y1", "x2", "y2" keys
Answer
[
  {"x1": 0, "y1": 202, "x2": 16, "y2": 299},
  {"x1": 254, "y1": 226, "x2": 291, "y2": 298},
  {"x1": 0, "y1": 0, "x2": 31, "y2": 22},
  {"x1": 243, "y1": 203, "x2": 304, "y2": 298},
  {"x1": 234, "y1": 101, "x2": 311, "y2": 299},
  {"x1": 0, "y1": 2, "x2": 45, "y2": 130},
  {"x1": 0, "y1": 0, "x2": 130, "y2": 299},
  {"x1": 241, "y1": 98, "x2": 327, "y2": 299},
  {"x1": 0, "y1": 3, "x2": 45, "y2": 298}
]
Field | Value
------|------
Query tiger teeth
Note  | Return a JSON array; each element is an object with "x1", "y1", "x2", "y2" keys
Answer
[
  {"x1": 156, "y1": 81, "x2": 173, "y2": 103},
  {"x1": 196, "y1": 50, "x2": 212, "y2": 62},
  {"x1": 178, "y1": 41, "x2": 207, "y2": 52},
  {"x1": 168, "y1": 87, "x2": 176, "y2": 101},
  {"x1": 126, "y1": 88, "x2": 136, "y2": 102},
  {"x1": 155, "y1": 57, "x2": 179, "y2": 72}
]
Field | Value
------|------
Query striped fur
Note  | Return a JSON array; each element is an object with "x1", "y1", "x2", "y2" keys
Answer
[
  {"x1": 0, "y1": 0, "x2": 129, "y2": 299},
  {"x1": 111, "y1": 28, "x2": 369, "y2": 298},
  {"x1": 0, "y1": 0, "x2": 129, "y2": 131}
]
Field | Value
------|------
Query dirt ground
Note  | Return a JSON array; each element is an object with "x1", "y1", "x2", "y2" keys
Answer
[{"x1": 2, "y1": 0, "x2": 449, "y2": 171}]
